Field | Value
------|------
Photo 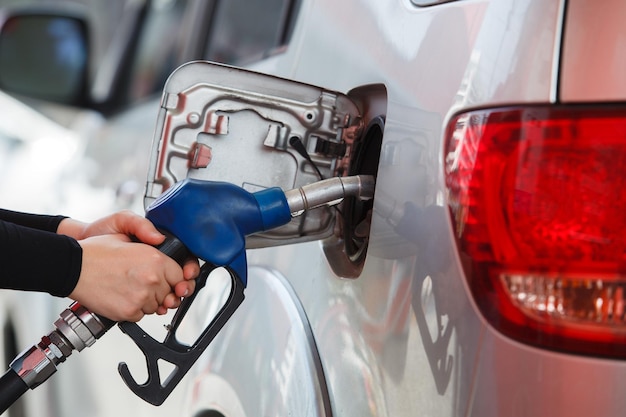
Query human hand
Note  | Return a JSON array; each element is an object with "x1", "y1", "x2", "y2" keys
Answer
[
  {"x1": 69, "y1": 233, "x2": 197, "y2": 322},
  {"x1": 59, "y1": 210, "x2": 200, "y2": 284},
  {"x1": 60, "y1": 211, "x2": 200, "y2": 321}
]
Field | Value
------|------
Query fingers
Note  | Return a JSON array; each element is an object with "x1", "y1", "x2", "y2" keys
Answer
[
  {"x1": 183, "y1": 258, "x2": 201, "y2": 280},
  {"x1": 155, "y1": 262, "x2": 197, "y2": 314},
  {"x1": 81, "y1": 211, "x2": 165, "y2": 245},
  {"x1": 174, "y1": 279, "x2": 196, "y2": 298},
  {"x1": 155, "y1": 283, "x2": 195, "y2": 316},
  {"x1": 114, "y1": 211, "x2": 165, "y2": 246},
  {"x1": 161, "y1": 292, "x2": 183, "y2": 310},
  {"x1": 152, "y1": 253, "x2": 198, "y2": 316}
]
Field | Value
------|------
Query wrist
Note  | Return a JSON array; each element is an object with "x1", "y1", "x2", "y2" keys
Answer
[{"x1": 57, "y1": 218, "x2": 87, "y2": 240}]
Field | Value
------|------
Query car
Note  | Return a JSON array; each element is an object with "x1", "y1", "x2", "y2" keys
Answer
[{"x1": 1, "y1": 0, "x2": 626, "y2": 416}]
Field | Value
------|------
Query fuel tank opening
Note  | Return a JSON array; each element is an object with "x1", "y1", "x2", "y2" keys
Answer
[
  {"x1": 323, "y1": 107, "x2": 385, "y2": 278},
  {"x1": 344, "y1": 116, "x2": 384, "y2": 263}
]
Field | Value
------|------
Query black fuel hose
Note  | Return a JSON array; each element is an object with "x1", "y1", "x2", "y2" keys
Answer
[{"x1": 0, "y1": 369, "x2": 28, "y2": 414}]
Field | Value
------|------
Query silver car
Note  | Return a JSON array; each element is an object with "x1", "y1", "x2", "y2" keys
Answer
[{"x1": 0, "y1": 0, "x2": 624, "y2": 416}]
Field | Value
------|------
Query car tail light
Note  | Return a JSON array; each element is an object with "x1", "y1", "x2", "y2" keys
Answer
[{"x1": 444, "y1": 105, "x2": 626, "y2": 358}]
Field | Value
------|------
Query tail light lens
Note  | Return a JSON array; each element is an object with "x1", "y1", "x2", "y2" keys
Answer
[{"x1": 444, "y1": 105, "x2": 626, "y2": 358}]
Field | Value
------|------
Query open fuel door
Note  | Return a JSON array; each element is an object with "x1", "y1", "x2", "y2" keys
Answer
[{"x1": 146, "y1": 61, "x2": 379, "y2": 249}]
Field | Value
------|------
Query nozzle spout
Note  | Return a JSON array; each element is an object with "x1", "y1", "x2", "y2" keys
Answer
[{"x1": 284, "y1": 175, "x2": 375, "y2": 216}]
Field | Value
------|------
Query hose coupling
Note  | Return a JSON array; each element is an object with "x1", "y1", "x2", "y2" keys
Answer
[{"x1": 10, "y1": 302, "x2": 109, "y2": 389}]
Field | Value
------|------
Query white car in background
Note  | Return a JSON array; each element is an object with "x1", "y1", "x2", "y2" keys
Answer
[{"x1": 1, "y1": 0, "x2": 626, "y2": 417}]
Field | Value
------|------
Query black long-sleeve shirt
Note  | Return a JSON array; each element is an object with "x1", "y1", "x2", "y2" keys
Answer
[{"x1": 0, "y1": 209, "x2": 81, "y2": 297}]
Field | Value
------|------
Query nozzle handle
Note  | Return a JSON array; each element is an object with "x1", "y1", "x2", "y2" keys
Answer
[
  {"x1": 117, "y1": 262, "x2": 245, "y2": 406},
  {"x1": 154, "y1": 230, "x2": 193, "y2": 266}
]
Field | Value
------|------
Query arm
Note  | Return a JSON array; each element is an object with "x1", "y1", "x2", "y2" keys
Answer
[
  {"x1": 0, "y1": 219, "x2": 81, "y2": 297},
  {"x1": 0, "y1": 209, "x2": 199, "y2": 322},
  {"x1": 0, "y1": 208, "x2": 66, "y2": 233}
]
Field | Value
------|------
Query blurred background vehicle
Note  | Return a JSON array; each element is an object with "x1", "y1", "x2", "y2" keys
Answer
[{"x1": 2, "y1": 0, "x2": 626, "y2": 417}]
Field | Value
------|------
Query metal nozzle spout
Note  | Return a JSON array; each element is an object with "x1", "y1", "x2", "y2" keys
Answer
[{"x1": 284, "y1": 175, "x2": 375, "y2": 216}]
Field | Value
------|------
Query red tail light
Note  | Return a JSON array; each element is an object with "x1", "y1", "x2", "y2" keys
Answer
[{"x1": 444, "y1": 105, "x2": 626, "y2": 358}]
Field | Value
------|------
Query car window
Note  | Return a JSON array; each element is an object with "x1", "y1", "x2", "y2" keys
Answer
[
  {"x1": 204, "y1": 0, "x2": 298, "y2": 65},
  {"x1": 127, "y1": 0, "x2": 187, "y2": 102}
]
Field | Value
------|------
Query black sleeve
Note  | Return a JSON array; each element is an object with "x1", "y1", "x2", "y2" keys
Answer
[
  {"x1": 0, "y1": 208, "x2": 67, "y2": 233},
  {"x1": 0, "y1": 219, "x2": 82, "y2": 297}
]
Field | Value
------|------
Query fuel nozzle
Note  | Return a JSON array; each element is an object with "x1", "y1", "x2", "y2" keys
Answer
[
  {"x1": 145, "y1": 174, "x2": 376, "y2": 286},
  {"x1": 117, "y1": 174, "x2": 377, "y2": 405}
]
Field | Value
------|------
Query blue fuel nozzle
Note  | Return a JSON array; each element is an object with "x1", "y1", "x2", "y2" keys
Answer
[
  {"x1": 145, "y1": 178, "x2": 292, "y2": 286},
  {"x1": 117, "y1": 175, "x2": 375, "y2": 406}
]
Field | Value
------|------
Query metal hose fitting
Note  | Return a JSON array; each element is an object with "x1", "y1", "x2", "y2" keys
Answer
[{"x1": 10, "y1": 303, "x2": 110, "y2": 389}]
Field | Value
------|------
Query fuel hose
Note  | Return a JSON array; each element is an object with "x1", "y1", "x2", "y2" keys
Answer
[{"x1": 0, "y1": 369, "x2": 28, "y2": 413}]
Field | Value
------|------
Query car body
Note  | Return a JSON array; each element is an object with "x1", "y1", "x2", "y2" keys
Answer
[{"x1": 1, "y1": 0, "x2": 625, "y2": 416}]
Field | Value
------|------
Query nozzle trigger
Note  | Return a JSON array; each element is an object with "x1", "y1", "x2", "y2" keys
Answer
[{"x1": 116, "y1": 263, "x2": 245, "y2": 406}]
